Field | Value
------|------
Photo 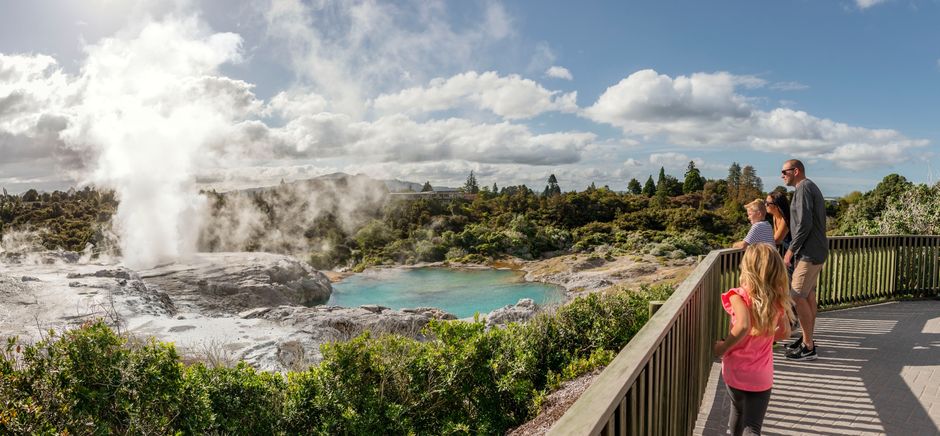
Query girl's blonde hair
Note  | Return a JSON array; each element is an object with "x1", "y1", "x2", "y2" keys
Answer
[{"x1": 738, "y1": 243, "x2": 794, "y2": 335}]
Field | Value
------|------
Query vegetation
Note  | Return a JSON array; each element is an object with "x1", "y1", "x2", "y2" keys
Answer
[
  {"x1": 1, "y1": 284, "x2": 673, "y2": 435},
  {"x1": 0, "y1": 187, "x2": 118, "y2": 253},
  {"x1": 15, "y1": 164, "x2": 936, "y2": 271},
  {"x1": 833, "y1": 174, "x2": 940, "y2": 236}
]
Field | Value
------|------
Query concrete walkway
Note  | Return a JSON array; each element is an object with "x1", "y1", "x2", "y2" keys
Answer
[{"x1": 695, "y1": 300, "x2": 940, "y2": 436}]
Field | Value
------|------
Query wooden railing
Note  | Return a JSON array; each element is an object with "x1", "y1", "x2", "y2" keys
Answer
[{"x1": 548, "y1": 235, "x2": 940, "y2": 436}]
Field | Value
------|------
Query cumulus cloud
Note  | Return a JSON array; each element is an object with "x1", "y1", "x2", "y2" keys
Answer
[
  {"x1": 372, "y1": 71, "x2": 577, "y2": 119},
  {"x1": 266, "y1": 113, "x2": 592, "y2": 165},
  {"x1": 545, "y1": 66, "x2": 573, "y2": 80},
  {"x1": 649, "y1": 152, "x2": 702, "y2": 169},
  {"x1": 264, "y1": 0, "x2": 513, "y2": 118},
  {"x1": 584, "y1": 69, "x2": 928, "y2": 169}
]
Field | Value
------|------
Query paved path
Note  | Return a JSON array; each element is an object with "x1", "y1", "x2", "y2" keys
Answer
[{"x1": 695, "y1": 300, "x2": 940, "y2": 435}]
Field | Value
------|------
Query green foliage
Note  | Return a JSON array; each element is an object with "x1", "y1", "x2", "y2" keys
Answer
[
  {"x1": 185, "y1": 362, "x2": 286, "y2": 434},
  {"x1": 463, "y1": 171, "x2": 480, "y2": 194},
  {"x1": 642, "y1": 176, "x2": 656, "y2": 197},
  {"x1": 834, "y1": 174, "x2": 915, "y2": 235},
  {"x1": 0, "y1": 322, "x2": 206, "y2": 434},
  {"x1": 0, "y1": 186, "x2": 118, "y2": 253},
  {"x1": 683, "y1": 161, "x2": 705, "y2": 194},
  {"x1": 834, "y1": 179, "x2": 940, "y2": 236},
  {"x1": 627, "y1": 178, "x2": 642, "y2": 195},
  {"x1": 1, "y1": 285, "x2": 675, "y2": 435}
]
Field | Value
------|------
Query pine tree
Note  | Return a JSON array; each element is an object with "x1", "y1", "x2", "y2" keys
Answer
[
  {"x1": 657, "y1": 167, "x2": 667, "y2": 190},
  {"x1": 421, "y1": 181, "x2": 433, "y2": 192},
  {"x1": 683, "y1": 161, "x2": 705, "y2": 194},
  {"x1": 544, "y1": 174, "x2": 561, "y2": 196},
  {"x1": 492, "y1": 183, "x2": 498, "y2": 194},
  {"x1": 726, "y1": 162, "x2": 742, "y2": 202},
  {"x1": 740, "y1": 165, "x2": 762, "y2": 200},
  {"x1": 627, "y1": 178, "x2": 642, "y2": 195},
  {"x1": 642, "y1": 176, "x2": 656, "y2": 197},
  {"x1": 463, "y1": 171, "x2": 479, "y2": 194}
]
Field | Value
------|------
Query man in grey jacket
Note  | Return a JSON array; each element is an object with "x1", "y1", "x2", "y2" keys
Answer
[{"x1": 781, "y1": 159, "x2": 828, "y2": 361}]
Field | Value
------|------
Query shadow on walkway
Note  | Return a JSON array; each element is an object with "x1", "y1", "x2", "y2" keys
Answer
[{"x1": 695, "y1": 300, "x2": 940, "y2": 435}]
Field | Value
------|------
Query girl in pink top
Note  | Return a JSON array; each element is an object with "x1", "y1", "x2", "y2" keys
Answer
[{"x1": 713, "y1": 243, "x2": 794, "y2": 436}]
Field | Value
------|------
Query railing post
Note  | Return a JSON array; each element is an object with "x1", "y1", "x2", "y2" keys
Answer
[{"x1": 648, "y1": 300, "x2": 666, "y2": 318}]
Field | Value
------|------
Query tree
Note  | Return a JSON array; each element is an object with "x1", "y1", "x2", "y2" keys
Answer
[
  {"x1": 656, "y1": 167, "x2": 667, "y2": 191},
  {"x1": 739, "y1": 165, "x2": 762, "y2": 201},
  {"x1": 22, "y1": 189, "x2": 39, "y2": 203},
  {"x1": 492, "y1": 183, "x2": 498, "y2": 194},
  {"x1": 726, "y1": 162, "x2": 742, "y2": 202},
  {"x1": 463, "y1": 171, "x2": 479, "y2": 194},
  {"x1": 683, "y1": 161, "x2": 705, "y2": 194},
  {"x1": 543, "y1": 174, "x2": 561, "y2": 196},
  {"x1": 642, "y1": 176, "x2": 656, "y2": 197},
  {"x1": 421, "y1": 181, "x2": 433, "y2": 192},
  {"x1": 627, "y1": 178, "x2": 642, "y2": 195}
]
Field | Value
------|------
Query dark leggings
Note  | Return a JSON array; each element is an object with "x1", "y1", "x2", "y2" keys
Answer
[{"x1": 727, "y1": 385, "x2": 771, "y2": 436}]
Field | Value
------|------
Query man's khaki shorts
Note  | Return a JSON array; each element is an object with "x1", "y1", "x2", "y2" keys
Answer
[{"x1": 791, "y1": 260, "x2": 824, "y2": 299}]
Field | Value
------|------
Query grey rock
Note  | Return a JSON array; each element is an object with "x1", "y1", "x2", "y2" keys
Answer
[
  {"x1": 360, "y1": 304, "x2": 389, "y2": 313},
  {"x1": 20, "y1": 276, "x2": 39, "y2": 282},
  {"x1": 486, "y1": 298, "x2": 540, "y2": 328},
  {"x1": 139, "y1": 252, "x2": 333, "y2": 315}
]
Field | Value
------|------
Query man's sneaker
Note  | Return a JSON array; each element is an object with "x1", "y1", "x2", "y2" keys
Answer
[
  {"x1": 786, "y1": 336, "x2": 802, "y2": 351},
  {"x1": 785, "y1": 343, "x2": 817, "y2": 361}
]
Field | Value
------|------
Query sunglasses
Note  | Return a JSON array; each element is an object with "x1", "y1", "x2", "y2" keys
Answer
[{"x1": 780, "y1": 168, "x2": 796, "y2": 175}]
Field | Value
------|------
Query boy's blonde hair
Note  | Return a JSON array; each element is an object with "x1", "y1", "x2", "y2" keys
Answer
[
  {"x1": 738, "y1": 244, "x2": 794, "y2": 335},
  {"x1": 745, "y1": 199, "x2": 766, "y2": 217}
]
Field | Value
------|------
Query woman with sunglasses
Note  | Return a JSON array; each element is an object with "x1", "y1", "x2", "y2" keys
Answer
[{"x1": 765, "y1": 191, "x2": 791, "y2": 252}]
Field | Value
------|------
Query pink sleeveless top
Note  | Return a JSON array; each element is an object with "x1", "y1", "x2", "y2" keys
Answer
[{"x1": 720, "y1": 288, "x2": 779, "y2": 392}]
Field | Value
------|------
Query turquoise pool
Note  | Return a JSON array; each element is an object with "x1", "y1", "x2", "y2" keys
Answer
[{"x1": 327, "y1": 267, "x2": 565, "y2": 318}]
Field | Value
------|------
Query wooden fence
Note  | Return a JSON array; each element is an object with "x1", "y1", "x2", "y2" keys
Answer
[{"x1": 548, "y1": 235, "x2": 940, "y2": 436}]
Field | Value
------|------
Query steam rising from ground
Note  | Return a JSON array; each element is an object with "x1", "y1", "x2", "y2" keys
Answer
[
  {"x1": 60, "y1": 18, "x2": 249, "y2": 269},
  {"x1": 199, "y1": 175, "x2": 388, "y2": 257}
]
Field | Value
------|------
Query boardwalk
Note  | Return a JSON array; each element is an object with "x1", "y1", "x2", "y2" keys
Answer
[{"x1": 695, "y1": 300, "x2": 940, "y2": 436}]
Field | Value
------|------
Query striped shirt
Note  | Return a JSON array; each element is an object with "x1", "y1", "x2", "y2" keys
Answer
[{"x1": 743, "y1": 221, "x2": 775, "y2": 246}]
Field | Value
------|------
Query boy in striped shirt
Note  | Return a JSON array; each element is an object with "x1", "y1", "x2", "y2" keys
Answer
[{"x1": 733, "y1": 199, "x2": 776, "y2": 249}]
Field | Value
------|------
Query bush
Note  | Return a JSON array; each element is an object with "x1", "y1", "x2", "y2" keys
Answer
[
  {"x1": 0, "y1": 284, "x2": 675, "y2": 435},
  {"x1": 0, "y1": 322, "x2": 207, "y2": 434}
]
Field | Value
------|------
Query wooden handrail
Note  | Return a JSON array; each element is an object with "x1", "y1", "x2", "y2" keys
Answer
[{"x1": 548, "y1": 236, "x2": 940, "y2": 436}]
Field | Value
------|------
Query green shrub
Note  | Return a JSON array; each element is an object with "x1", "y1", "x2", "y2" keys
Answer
[
  {"x1": 0, "y1": 322, "x2": 205, "y2": 434},
  {"x1": 0, "y1": 284, "x2": 675, "y2": 435},
  {"x1": 184, "y1": 362, "x2": 286, "y2": 434}
]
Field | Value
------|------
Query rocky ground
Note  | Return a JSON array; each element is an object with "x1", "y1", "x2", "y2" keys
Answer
[
  {"x1": 0, "y1": 249, "x2": 696, "y2": 431},
  {"x1": 0, "y1": 252, "x2": 458, "y2": 371},
  {"x1": 518, "y1": 252, "x2": 697, "y2": 294}
]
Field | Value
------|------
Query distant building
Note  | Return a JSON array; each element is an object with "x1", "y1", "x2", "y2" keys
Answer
[{"x1": 388, "y1": 189, "x2": 475, "y2": 201}]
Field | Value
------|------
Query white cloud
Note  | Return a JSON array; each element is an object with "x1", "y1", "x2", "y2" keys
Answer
[
  {"x1": 583, "y1": 69, "x2": 755, "y2": 137},
  {"x1": 856, "y1": 0, "x2": 887, "y2": 9},
  {"x1": 264, "y1": 0, "x2": 513, "y2": 118},
  {"x1": 584, "y1": 69, "x2": 928, "y2": 169},
  {"x1": 267, "y1": 113, "x2": 593, "y2": 165},
  {"x1": 265, "y1": 88, "x2": 330, "y2": 119},
  {"x1": 372, "y1": 71, "x2": 577, "y2": 119},
  {"x1": 623, "y1": 158, "x2": 643, "y2": 168},
  {"x1": 649, "y1": 152, "x2": 702, "y2": 170},
  {"x1": 545, "y1": 66, "x2": 573, "y2": 80}
]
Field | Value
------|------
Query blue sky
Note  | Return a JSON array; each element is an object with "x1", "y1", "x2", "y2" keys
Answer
[{"x1": 1, "y1": 0, "x2": 938, "y2": 196}]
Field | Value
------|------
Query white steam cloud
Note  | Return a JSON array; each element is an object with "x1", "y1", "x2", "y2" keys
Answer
[{"x1": 59, "y1": 18, "x2": 248, "y2": 269}]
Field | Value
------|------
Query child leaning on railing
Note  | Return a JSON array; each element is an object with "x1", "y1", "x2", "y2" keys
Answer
[{"x1": 713, "y1": 243, "x2": 795, "y2": 436}]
